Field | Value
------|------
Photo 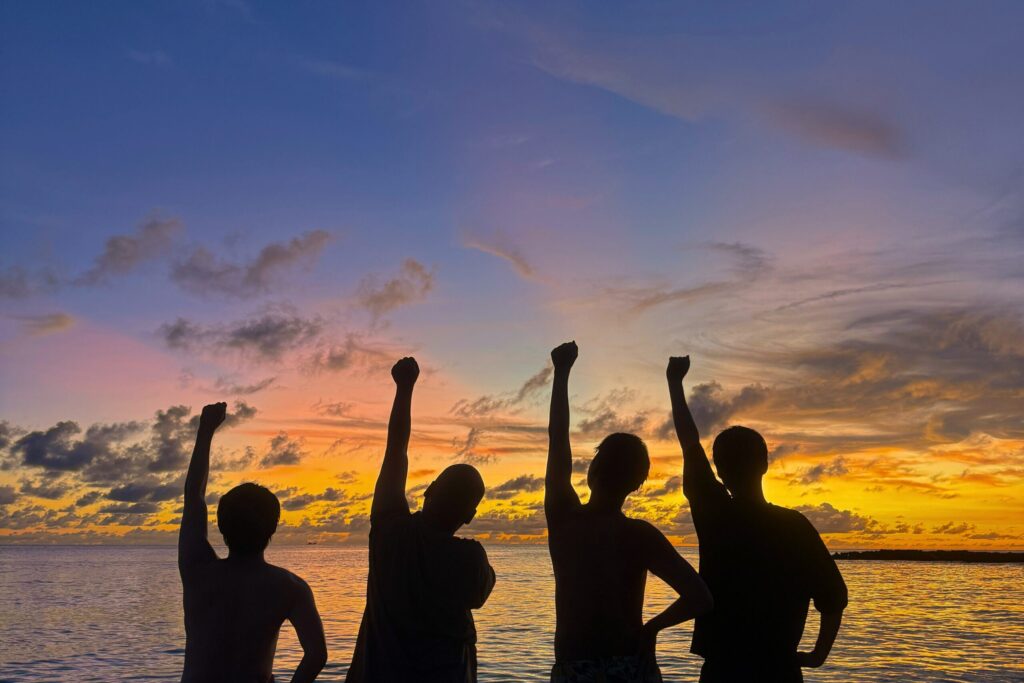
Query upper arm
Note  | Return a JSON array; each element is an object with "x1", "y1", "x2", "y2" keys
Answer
[
  {"x1": 802, "y1": 517, "x2": 848, "y2": 613},
  {"x1": 458, "y1": 541, "x2": 496, "y2": 610},
  {"x1": 178, "y1": 490, "x2": 216, "y2": 569},
  {"x1": 544, "y1": 457, "x2": 581, "y2": 522},
  {"x1": 371, "y1": 452, "x2": 410, "y2": 522},
  {"x1": 289, "y1": 578, "x2": 327, "y2": 659},
  {"x1": 643, "y1": 523, "x2": 709, "y2": 603},
  {"x1": 681, "y1": 441, "x2": 727, "y2": 506}
]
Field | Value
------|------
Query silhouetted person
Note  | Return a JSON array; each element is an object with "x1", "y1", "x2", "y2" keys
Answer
[
  {"x1": 546, "y1": 342, "x2": 712, "y2": 683},
  {"x1": 666, "y1": 356, "x2": 848, "y2": 682},
  {"x1": 179, "y1": 402, "x2": 327, "y2": 683},
  {"x1": 346, "y1": 357, "x2": 496, "y2": 683}
]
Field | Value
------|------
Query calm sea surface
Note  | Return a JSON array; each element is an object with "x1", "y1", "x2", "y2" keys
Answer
[{"x1": 0, "y1": 545, "x2": 1021, "y2": 682}]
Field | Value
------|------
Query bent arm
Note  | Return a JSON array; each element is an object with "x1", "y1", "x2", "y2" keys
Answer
[
  {"x1": 371, "y1": 359, "x2": 417, "y2": 520},
  {"x1": 288, "y1": 582, "x2": 328, "y2": 683},
  {"x1": 546, "y1": 343, "x2": 580, "y2": 519},
  {"x1": 179, "y1": 404, "x2": 224, "y2": 568},
  {"x1": 642, "y1": 526, "x2": 713, "y2": 645},
  {"x1": 799, "y1": 610, "x2": 843, "y2": 668}
]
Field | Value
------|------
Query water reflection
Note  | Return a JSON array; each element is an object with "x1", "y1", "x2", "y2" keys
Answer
[{"x1": 0, "y1": 545, "x2": 1021, "y2": 682}]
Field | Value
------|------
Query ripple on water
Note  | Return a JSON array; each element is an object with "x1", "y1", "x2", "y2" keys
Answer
[{"x1": 0, "y1": 546, "x2": 1021, "y2": 682}]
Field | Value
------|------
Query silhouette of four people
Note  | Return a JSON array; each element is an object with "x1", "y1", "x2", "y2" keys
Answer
[{"x1": 179, "y1": 345, "x2": 847, "y2": 682}]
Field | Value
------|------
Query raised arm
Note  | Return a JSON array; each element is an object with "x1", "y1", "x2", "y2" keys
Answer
[
  {"x1": 179, "y1": 402, "x2": 226, "y2": 569},
  {"x1": 666, "y1": 356, "x2": 722, "y2": 500},
  {"x1": 371, "y1": 357, "x2": 419, "y2": 521},
  {"x1": 288, "y1": 579, "x2": 328, "y2": 683},
  {"x1": 545, "y1": 341, "x2": 581, "y2": 519},
  {"x1": 638, "y1": 524, "x2": 714, "y2": 654}
]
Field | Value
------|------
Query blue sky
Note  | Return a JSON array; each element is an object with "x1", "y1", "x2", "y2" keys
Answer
[{"x1": 1, "y1": 1, "x2": 1023, "y2": 546}]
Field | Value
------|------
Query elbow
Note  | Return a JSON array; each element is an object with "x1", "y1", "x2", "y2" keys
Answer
[
  {"x1": 694, "y1": 583, "x2": 714, "y2": 617},
  {"x1": 306, "y1": 646, "x2": 328, "y2": 673}
]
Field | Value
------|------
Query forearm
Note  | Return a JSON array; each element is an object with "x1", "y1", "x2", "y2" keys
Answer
[
  {"x1": 811, "y1": 610, "x2": 843, "y2": 661},
  {"x1": 547, "y1": 368, "x2": 571, "y2": 477},
  {"x1": 385, "y1": 385, "x2": 413, "y2": 457},
  {"x1": 184, "y1": 429, "x2": 214, "y2": 502},
  {"x1": 290, "y1": 653, "x2": 326, "y2": 683},
  {"x1": 668, "y1": 381, "x2": 700, "y2": 448},
  {"x1": 645, "y1": 594, "x2": 706, "y2": 635}
]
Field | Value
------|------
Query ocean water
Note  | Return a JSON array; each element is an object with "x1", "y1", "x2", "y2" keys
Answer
[{"x1": 0, "y1": 545, "x2": 1021, "y2": 682}]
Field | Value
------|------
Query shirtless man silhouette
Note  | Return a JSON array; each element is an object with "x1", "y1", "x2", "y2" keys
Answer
[
  {"x1": 179, "y1": 402, "x2": 327, "y2": 683},
  {"x1": 346, "y1": 357, "x2": 496, "y2": 683},
  {"x1": 545, "y1": 342, "x2": 712, "y2": 683},
  {"x1": 667, "y1": 356, "x2": 847, "y2": 682}
]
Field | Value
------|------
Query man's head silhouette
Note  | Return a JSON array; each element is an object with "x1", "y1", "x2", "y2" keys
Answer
[
  {"x1": 712, "y1": 426, "x2": 768, "y2": 497},
  {"x1": 423, "y1": 463, "x2": 485, "y2": 528},
  {"x1": 587, "y1": 432, "x2": 650, "y2": 503},
  {"x1": 217, "y1": 483, "x2": 281, "y2": 554}
]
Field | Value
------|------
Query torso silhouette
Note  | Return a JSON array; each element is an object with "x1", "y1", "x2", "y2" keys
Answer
[
  {"x1": 180, "y1": 556, "x2": 308, "y2": 683},
  {"x1": 548, "y1": 504, "x2": 663, "y2": 662},
  {"x1": 346, "y1": 511, "x2": 495, "y2": 683},
  {"x1": 686, "y1": 472, "x2": 847, "y2": 673}
]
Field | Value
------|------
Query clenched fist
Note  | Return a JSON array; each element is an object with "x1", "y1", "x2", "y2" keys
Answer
[
  {"x1": 199, "y1": 402, "x2": 228, "y2": 434},
  {"x1": 551, "y1": 341, "x2": 578, "y2": 372},
  {"x1": 666, "y1": 356, "x2": 691, "y2": 383},
  {"x1": 391, "y1": 357, "x2": 420, "y2": 388}
]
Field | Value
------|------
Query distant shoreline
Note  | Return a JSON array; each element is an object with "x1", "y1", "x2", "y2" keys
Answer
[{"x1": 833, "y1": 550, "x2": 1024, "y2": 563}]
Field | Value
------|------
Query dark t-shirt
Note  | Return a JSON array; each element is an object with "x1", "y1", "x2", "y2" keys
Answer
[
  {"x1": 684, "y1": 449, "x2": 848, "y2": 668},
  {"x1": 345, "y1": 511, "x2": 496, "y2": 683}
]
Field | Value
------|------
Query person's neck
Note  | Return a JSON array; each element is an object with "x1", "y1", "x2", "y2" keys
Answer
[
  {"x1": 729, "y1": 482, "x2": 768, "y2": 505},
  {"x1": 227, "y1": 550, "x2": 266, "y2": 563},
  {"x1": 586, "y1": 490, "x2": 627, "y2": 514},
  {"x1": 420, "y1": 509, "x2": 460, "y2": 537}
]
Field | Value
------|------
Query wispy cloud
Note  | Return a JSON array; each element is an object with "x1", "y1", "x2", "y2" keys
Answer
[
  {"x1": 171, "y1": 230, "x2": 331, "y2": 299},
  {"x1": 293, "y1": 57, "x2": 368, "y2": 82},
  {"x1": 462, "y1": 232, "x2": 536, "y2": 280},
  {"x1": 451, "y1": 365, "x2": 552, "y2": 418},
  {"x1": 763, "y1": 99, "x2": 905, "y2": 159},
  {"x1": 160, "y1": 310, "x2": 324, "y2": 362},
  {"x1": 127, "y1": 50, "x2": 172, "y2": 68},
  {"x1": 357, "y1": 259, "x2": 434, "y2": 320},
  {"x1": 76, "y1": 217, "x2": 183, "y2": 286},
  {"x1": 11, "y1": 313, "x2": 75, "y2": 335}
]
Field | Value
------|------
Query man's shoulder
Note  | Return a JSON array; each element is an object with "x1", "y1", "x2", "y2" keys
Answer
[
  {"x1": 264, "y1": 563, "x2": 312, "y2": 593},
  {"x1": 767, "y1": 504, "x2": 823, "y2": 539},
  {"x1": 450, "y1": 534, "x2": 487, "y2": 555},
  {"x1": 623, "y1": 516, "x2": 663, "y2": 538}
]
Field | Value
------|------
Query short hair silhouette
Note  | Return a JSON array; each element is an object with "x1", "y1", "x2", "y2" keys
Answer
[
  {"x1": 587, "y1": 432, "x2": 650, "y2": 496},
  {"x1": 712, "y1": 426, "x2": 768, "y2": 489},
  {"x1": 423, "y1": 463, "x2": 485, "y2": 524},
  {"x1": 217, "y1": 483, "x2": 281, "y2": 554}
]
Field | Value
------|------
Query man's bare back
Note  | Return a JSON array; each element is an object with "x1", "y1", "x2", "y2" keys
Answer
[
  {"x1": 549, "y1": 507, "x2": 671, "y2": 660},
  {"x1": 545, "y1": 342, "x2": 712, "y2": 680},
  {"x1": 178, "y1": 403, "x2": 326, "y2": 683},
  {"x1": 181, "y1": 558, "x2": 317, "y2": 682}
]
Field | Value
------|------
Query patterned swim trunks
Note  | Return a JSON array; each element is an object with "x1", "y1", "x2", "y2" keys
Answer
[{"x1": 551, "y1": 654, "x2": 663, "y2": 683}]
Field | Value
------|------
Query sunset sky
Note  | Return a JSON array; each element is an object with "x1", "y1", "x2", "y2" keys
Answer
[{"x1": 2, "y1": 1, "x2": 1023, "y2": 549}]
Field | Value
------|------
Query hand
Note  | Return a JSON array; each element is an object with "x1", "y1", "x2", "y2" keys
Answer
[
  {"x1": 199, "y1": 402, "x2": 227, "y2": 434},
  {"x1": 391, "y1": 356, "x2": 420, "y2": 388},
  {"x1": 666, "y1": 356, "x2": 690, "y2": 383},
  {"x1": 551, "y1": 341, "x2": 578, "y2": 372},
  {"x1": 796, "y1": 650, "x2": 826, "y2": 668},
  {"x1": 637, "y1": 622, "x2": 658, "y2": 655}
]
